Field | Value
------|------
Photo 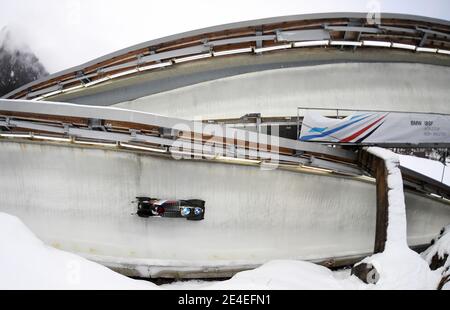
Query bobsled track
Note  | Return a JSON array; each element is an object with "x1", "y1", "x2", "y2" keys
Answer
[
  {"x1": 1, "y1": 99, "x2": 450, "y2": 278},
  {"x1": 3, "y1": 13, "x2": 450, "y2": 118},
  {"x1": 1, "y1": 140, "x2": 449, "y2": 278},
  {"x1": 2, "y1": 12, "x2": 450, "y2": 278}
]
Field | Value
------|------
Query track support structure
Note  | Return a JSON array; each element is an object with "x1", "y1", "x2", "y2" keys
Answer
[
  {"x1": 374, "y1": 156, "x2": 389, "y2": 253},
  {"x1": 352, "y1": 149, "x2": 390, "y2": 284},
  {"x1": 358, "y1": 149, "x2": 389, "y2": 253}
]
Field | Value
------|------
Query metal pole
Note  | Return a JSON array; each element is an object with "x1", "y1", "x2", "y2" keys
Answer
[
  {"x1": 440, "y1": 151, "x2": 448, "y2": 184},
  {"x1": 442, "y1": 165, "x2": 446, "y2": 184}
]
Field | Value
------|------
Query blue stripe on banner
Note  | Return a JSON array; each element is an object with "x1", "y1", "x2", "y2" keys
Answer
[
  {"x1": 309, "y1": 127, "x2": 328, "y2": 133},
  {"x1": 301, "y1": 114, "x2": 373, "y2": 141}
]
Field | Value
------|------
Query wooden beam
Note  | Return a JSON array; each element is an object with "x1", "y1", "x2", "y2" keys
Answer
[
  {"x1": 374, "y1": 156, "x2": 389, "y2": 253},
  {"x1": 357, "y1": 150, "x2": 390, "y2": 253}
]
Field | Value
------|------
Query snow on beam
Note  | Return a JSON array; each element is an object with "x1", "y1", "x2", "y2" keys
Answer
[
  {"x1": 352, "y1": 147, "x2": 439, "y2": 288},
  {"x1": 365, "y1": 147, "x2": 408, "y2": 249},
  {"x1": 357, "y1": 148, "x2": 404, "y2": 254}
]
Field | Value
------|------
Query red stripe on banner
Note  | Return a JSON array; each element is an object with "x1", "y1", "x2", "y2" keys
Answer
[{"x1": 340, "y1": 115, "x2": 387, "y2": 143}]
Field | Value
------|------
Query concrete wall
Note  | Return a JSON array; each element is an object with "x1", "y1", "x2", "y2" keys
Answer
[
  {"x1": 0, "y1": 140, "x2": 449, "y2": 273},
  {"x1": 114, "y1": 62, "x2": 450, "y2": 119}
]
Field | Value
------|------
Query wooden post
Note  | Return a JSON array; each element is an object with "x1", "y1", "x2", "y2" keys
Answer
[
  {"x1": 357, "y1": 150, "x2": 389, "y2": 254},
  {"x1": 353, "y1": 151, "x2": 389, "y2": 284},
  {"x1": 374, "y1": 157, "x2": 389, "y2": 253}
]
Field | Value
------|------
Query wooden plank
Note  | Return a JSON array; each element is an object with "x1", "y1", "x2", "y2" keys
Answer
[{"x1": 0, "y1": 110, "x2": 88, "y2": 126}]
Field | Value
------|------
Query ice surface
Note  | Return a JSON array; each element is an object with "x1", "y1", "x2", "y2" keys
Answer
[
  {"x1": 2, "y1": 140, "x2": 449, "y2": 270},
  {"x1": 1, "y1": 146, "x2": 449, "y2": 289},
  {"x1": 0, "y1": 141, "x2": 382, "y2": 263}
]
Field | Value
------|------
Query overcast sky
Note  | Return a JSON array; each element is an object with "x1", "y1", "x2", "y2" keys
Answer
[{"x1": 1, "y1": 0, "x2": 449, "y2": 74}]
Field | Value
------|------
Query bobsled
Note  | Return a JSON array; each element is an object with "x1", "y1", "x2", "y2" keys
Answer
[{"x1": 135, "y1": 197, "x2": 205, "y2": 221}]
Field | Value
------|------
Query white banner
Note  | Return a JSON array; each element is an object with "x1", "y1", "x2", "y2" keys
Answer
[{"x1": 299, "y1": 111, "x2": 450, "y2": 144}]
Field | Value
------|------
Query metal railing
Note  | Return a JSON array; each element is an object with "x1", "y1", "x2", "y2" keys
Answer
[{"x1": 5, "y1": 13, "x2": 450, "y2": 101}]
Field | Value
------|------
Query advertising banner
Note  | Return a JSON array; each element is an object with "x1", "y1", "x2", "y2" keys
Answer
[{"x1": 299, "y1": 111, "x2": 450, "y2": 144}]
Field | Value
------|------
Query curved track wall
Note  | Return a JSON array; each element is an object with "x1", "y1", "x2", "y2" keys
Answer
[
  {"x1": 114, "y1": 62, "x2": 450, "y2": 119},
  {"x1": 0, "y1": 141, "x2": 449, "y2": 273}
]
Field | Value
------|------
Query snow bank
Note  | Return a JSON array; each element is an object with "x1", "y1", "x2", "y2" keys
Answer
[
  {"x1": 423, "y1": 225, "x2": 450, "y2": 266},
  {"x1": 206, "y1": 260, "x2": 364, "y2": 290},
  {"x1": 422, "y1": 225, "x2": 450, "y2": 290},
  {"x1": 0, "y1": 212, "x2": 157, "y2": 290},
  {"x1": 444, "y1": 279, "x2": 450, "y2": 289},
  {"x1": 357, "y1": 147, "x2": 441, "y2": 289},
  {"x1": 366, "y1": 147, "x2": 408, "y2": 249},
  {"x1": 359, "y1": 248, "x2": 440, "y2": 289}
]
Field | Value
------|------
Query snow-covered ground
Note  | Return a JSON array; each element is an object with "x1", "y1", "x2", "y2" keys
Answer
[
  {"x1": 422, "y1": 224, "x2": 450, "y2": 289},
  {"x1": 399, "y1": 154, "x2": 449, "y2": 185},
  {"x1": 0, "y1": 212, "x2": 157, "y2": 290},
  {"x1": 0, "y1": 149, "x2": 449, "y2": 290}
]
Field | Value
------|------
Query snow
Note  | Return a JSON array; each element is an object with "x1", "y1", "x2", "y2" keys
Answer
[
  {"x1": 399, "y1": 154, "x2": 449, "y2": 185},
  {"x1": 421, "y1": 225, "x2": 450, "y2": 290},
  {"x1": 204, "y1": 261, "x2": 364, "y2": 290},
  {"x1": 358, "y1": 249, "x2": 440, "y2": 289},
  {"x1": 0, "y1": 212, "x2": 157, "y2": 290},
  {"x1": 422, "y1": 225, "x2": 450, "y2": 265},
  {"x1": 367, "y1": 147, "x2": 408, "y2": 248},
  {"x1": 353, "y1": 147, "x2": 442, "y2": 289}
]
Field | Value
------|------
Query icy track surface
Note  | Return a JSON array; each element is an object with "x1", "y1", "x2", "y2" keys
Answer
[
  {"x1": 0, "y1": 148, "x2": 448, "y2": 290},
  {"x1": 0, "y1": 210, "x2": 448, "y2": 290}
]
